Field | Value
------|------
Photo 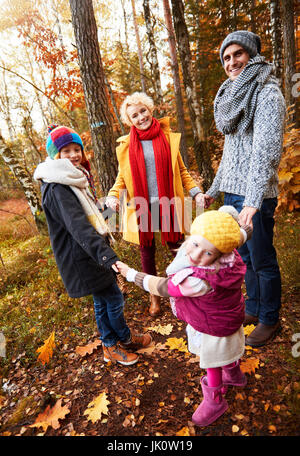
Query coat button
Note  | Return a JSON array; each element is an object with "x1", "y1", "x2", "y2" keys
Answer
[{"x1": 102, "y1": 256, "x2": 107, "y2": 261}]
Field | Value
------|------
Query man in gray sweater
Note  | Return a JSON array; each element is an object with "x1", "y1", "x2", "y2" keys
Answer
[{"x1": 200, "y1": 31, "x2": 286, "y2": 347}]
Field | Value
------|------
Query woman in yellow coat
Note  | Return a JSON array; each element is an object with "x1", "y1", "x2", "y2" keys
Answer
[{"x1": 106, "y1": 92, "x2": 203, "y2": 317}]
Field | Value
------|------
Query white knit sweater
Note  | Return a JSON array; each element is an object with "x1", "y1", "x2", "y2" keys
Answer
[{"x1": 207, "y1": 80, "x2": 286, "y2": 209}]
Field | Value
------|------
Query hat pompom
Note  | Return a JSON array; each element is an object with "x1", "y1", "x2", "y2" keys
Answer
[{"x1": 47, "y1": 124, "x2": 58, "y2": 134}]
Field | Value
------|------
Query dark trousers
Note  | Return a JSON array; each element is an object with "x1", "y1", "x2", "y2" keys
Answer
[
  {"x1": 140, "y1": 238, "x2": 181, "y2": 276},
  {"x1": 224, "y1": 193, "x2": 281, "y2": 325}
]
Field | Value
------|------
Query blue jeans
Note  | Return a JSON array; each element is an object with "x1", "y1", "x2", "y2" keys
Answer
[
  {"x1": 93, "y1": 282, "x2": 130, "y2": 347},
  {"x1": 224, "y1": 193, "x2": 281, "y2": 325}
]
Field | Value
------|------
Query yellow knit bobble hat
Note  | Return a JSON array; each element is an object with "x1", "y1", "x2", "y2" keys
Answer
[{"x1": 190, "y1": 210, "x2": 241, "y2": 253}]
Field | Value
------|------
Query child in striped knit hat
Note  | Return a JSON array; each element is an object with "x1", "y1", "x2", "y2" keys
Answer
[
  {"x1": 116, "y1": 207, "x2": 252, "y2": 426},
  {"x1": 34, "y1": 125, "x2": 152, "y2": 366}
]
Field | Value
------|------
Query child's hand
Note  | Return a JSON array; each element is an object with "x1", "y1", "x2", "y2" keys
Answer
[{"x1": 115, "y1": 261, "x2": 130, "y2": 278}]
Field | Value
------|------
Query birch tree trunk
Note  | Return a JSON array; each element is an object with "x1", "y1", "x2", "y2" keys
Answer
[
  {"x1": 0, "y1": 133, "x2": 46, "y2": 233},
  {"x1": 131, "y1": 0, "x2": 147, "y2": 93},
  {"x1": 282, "y1": 0, "x2": 298, "y2": 128},
  {"x1": 162, "y1": 0, "x2": 188, "y2": 166},
  {"x1": 69, "y1": 0, "x2": 118, "y2": 193},
  {"x1": 269, "y1": 0, "x2": 283, "y2": 85},
  {"x1": 170, "y1": 0, "x2": 214, "y2": 190},
  {"x1": 143, "y1": 0, "x2": 163, "y2": 105}
]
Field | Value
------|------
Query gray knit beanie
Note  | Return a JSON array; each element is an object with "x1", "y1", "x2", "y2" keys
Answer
[{"x1": 220, "y1": 30, "x2": 261, "y2": 65}]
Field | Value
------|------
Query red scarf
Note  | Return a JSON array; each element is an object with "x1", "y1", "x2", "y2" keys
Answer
[{"x1": 129, "y1": 117, "x2": 182, "y2": 246}]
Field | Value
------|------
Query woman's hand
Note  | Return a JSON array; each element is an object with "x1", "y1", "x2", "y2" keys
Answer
[
  {"x1": 115, "y1": 261, "x2": 130, "y2": 277},
  {"x1": 195, "y1": 193, "x2": 214, "y2": 209},
  {"x1": 106, "y1": 196, "x2": 120, "y2": 211}
]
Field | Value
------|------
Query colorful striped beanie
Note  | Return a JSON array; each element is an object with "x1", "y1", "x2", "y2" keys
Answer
[{"x1": 46, "y1": 125, "x2": 84, "y2": 160}]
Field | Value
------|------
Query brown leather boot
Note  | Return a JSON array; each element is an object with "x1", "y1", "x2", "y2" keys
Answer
[
  {"x1": 120, "y1": 332, "x2": 152, "y2": 351},
  {"x1": 149, "y1": 294, "x2": 161, "y2": 317},
  {"x1": 245, "y1": 322, "x2": 281, "y2": 347},
  {"x1": 243, "y1": 313, "x2": 259, "y2": 327}
]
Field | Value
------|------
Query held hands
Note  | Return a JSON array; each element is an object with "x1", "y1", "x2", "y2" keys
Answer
[
  {"x1": 115, "y1": 261, "x2": 130, "y2": 278},
  {"x1": 106, "y1": 196, "x2": 120, "y2": 212},
  {"x1": 195, "y1": 193, "x2": 215, "y2": 209},
  {"x1": 238, "y1": 206, "x2": 258, "y2": 227}
]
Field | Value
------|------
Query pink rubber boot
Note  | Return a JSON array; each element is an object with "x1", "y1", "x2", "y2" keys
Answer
[
  {"x1": 192, "y1": 376, "x2": 228, "y2": 427},
  {"x1": 222, "y1": 360, "x2": 247, "y2": 387}
]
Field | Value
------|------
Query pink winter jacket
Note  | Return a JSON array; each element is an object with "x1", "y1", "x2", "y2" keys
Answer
[{"x1": 172, "y1": 250, "x2": 246, "y2": 337}]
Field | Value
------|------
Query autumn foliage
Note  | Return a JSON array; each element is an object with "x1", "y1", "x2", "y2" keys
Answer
[{"x1": 277, "y1": 127, "x2": 300, "y2": 212}]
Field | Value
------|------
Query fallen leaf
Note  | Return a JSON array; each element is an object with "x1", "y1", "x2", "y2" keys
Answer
[
  {"x1": 36, "y1": 331, "x2": 55, "y2": 365},
  {"x1": 187, "y1": 356, "x2": 200, "y2": 364},
  {"x1": 147, "y1": 324, "x2": 173, "y2": 335},
  {"x1": 75, "y1": 339, "x2": 101, "y2": 357},
  {"x1": 83, "y1": 392, "x2": 110, "y2": 423},
  {"x1": 240, "y1": 357, "x2": 260, "y2": 374},
  {"x1": 232, "y1": 425, "x2": 239, "y2": 433},
  {"x1": 273, "y1": 405, "x2": 280, "y2": 412},
  {"x1": 268, "y1": 425, "x2": 277, "y2": 433},
  {"x1": 136, "y1": 342, "x2": 156, "y2": 354},
  {"x1": 244, "y1": 324, "x2": 256, "y2": 336},
  {"x1": 30, "y1": 399, "x2": 70, "y2": 431},
  {"x1": 176, "y1": 426, "x2": 190, "y2": 436},
  {"x1": 165, "y1": 337, "x2": 188, "y2": 353}
]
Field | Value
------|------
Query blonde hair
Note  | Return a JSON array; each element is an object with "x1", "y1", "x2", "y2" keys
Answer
[{"x1": 120, "y1": 92, "x2": 155, "y2": 127}]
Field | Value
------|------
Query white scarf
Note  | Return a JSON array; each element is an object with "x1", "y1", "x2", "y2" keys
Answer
[{"x1": 34, "y1": 157, "x2": 114, "y2": 242}]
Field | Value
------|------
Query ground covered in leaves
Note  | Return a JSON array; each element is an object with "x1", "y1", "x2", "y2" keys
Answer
[{"x1": 0, "y1": 198, "x2": 299, "y2": 438}]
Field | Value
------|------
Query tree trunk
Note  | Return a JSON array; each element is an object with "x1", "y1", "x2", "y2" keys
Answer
[
  {"x1": 282, "y1": 0, "x2": 298, "y2": 128},
  {"x1": 269, "y1": 0, "x2": 283, "y2": 85},
  {"x1": 170, "y1": 0, "x2": 214, "y2": 191},
  {"x1": 162, "y1": 0, "x2": 188, "y2": 166},
  {"x1": 131, "y1": 0, "x2": 147, "y2": 93},
  {"x1": 0, "y1": 133, "x2": 47, "y2": 233},
  {"x1": 143, "y1": 0, "x2": 163, "y2": 106},
  {"x1": 250, "y1": 0, "x2": 256, "y2": 33},
  {"x1": 68, "y1": 0, "x2": 118, "y2": 193}
]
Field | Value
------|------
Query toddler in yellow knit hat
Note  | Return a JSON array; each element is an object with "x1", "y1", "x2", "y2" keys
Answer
[{"x1": 116, "y1": 205, "x2": 252, "y2": 427}]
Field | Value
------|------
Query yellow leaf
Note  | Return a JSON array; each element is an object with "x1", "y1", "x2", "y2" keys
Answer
[
  {"x1": 30, "y1": 399, "x2": 70, "y2": 431},
  {"x1": 264, "y1": 403, "x2": 270, "y2": 412},
  {"x1": 232, "y1": 425, "x2": 239, "y2": 433},
  {"x1": 278, "y1": 170, "x2": 293, "y2": 182},
  {"x1": 36, "y1": 331, "x2": 55, "y2": 365},
  {"x1": 268, "y1": 425, "x2": 277, "y2": 433},
  {"x1": 244, "y1": 324, "x2": 256, "y2": 336},
  {"x1": 240, "y1": 357, "x2": 260, "y2": 374},
  {"x1": 84, "y1": 392, "x2": 110, "y2": 423},
  {"x1": 165, "y1": 337, "x2": 188, "y2": 353},
  {"x1": 176, "y1": 426, "x2": 190, "y2": 436},
  {"x1": 147, "y1": 324, "x2": 173, "y2": 335},
  {"x1": 75, "y1": 339, "x2": 101, "y2": 357}
]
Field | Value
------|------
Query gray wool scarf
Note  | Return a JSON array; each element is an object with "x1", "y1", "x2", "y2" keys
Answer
[{"x1": 214, "y1": 55, "x2": 275, "y2": 134}]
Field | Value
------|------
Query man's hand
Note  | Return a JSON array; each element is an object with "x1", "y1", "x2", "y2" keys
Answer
[{"x1": 238, "y1": 206, "x2": 258, "y2": 227}]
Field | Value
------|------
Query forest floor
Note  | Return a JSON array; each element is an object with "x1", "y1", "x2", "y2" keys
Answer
[{"x1": 0, "y1": 197, "x2": 299, "y2": 443}]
